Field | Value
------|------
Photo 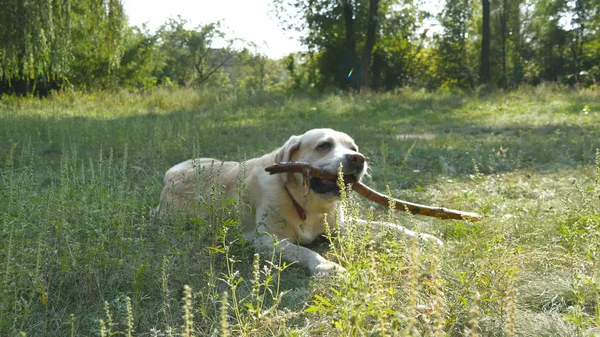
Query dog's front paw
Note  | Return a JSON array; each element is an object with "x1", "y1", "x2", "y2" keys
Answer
[
  {"x1": 313, "y1": 260, "x2": 347, "y2": 277},
  {"x1": 418, "y1": 233, "x2": 444, "y2": 246}
]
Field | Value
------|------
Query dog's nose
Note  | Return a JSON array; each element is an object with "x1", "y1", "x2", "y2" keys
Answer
[
  {"x1": 345, "y1": 153, "x2": 365, "y2": 171},
  {"x1": 347, "y1": 153, "x2": 365, "y2": 164}
]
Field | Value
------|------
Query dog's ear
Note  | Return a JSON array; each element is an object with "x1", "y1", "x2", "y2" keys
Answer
[
  {"x1": 275, "y1": 135, "x2": 302, "y2": 163},
  {"x1": 274, "y1": 135, "x2": 302, "y2": 185}
]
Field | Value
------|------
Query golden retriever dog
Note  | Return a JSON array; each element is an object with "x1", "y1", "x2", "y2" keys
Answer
[{"x1": 154, "y1": 128, "x2": 442, "y2": 276}]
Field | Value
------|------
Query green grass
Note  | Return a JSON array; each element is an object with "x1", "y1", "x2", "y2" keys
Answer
[{"x1": 1, "y1": 85, "x2": 599, "y2": 336}]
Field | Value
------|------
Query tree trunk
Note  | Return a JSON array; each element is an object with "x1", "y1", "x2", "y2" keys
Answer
[
  {"x1": 341, "y1": 0, "x2": 359, "y2": 89},
  {"x1": 372, "y1": 52, "x2": 382, "y2": 91},
  {"x1": 14, "y1": 78, "x2": 31, "y2": 96},
  {"x1": 358, "y1": 0, "x2": 380, "y2": 90},
  {"x1": 15, "y1": 56, "x2": 31, "y2": 96},
  {"x1": 500, "y1": 0, "x2": 508, "y2": 87},
  {"x1": 480, "y1": 0, "x2": 491, "y2": 85},
  {"x1": 574, "y1": 0, "x2": 587, "y2": 80}
]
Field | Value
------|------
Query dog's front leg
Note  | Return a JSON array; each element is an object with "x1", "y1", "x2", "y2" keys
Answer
[
  {"x1": 344, "y1": 218, "x2": 444, "y2": 246},
  {"x1": 250, "y1": 233, "x2": 346, "y2": 276}
]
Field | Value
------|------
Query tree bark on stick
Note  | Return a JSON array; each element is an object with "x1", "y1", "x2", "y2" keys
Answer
[{"x1": 265, "y1": 162, "x2": 482, "y2": 222}]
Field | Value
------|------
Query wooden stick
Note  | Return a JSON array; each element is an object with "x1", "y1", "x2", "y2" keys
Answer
[{"x1": 265, "y1": 162, "x2": 482, "y2": 222}]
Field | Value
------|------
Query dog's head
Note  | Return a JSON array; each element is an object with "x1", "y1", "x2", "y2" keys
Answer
[{"x1": 275, "y1": 128, "x2": 367, "y2": 196}]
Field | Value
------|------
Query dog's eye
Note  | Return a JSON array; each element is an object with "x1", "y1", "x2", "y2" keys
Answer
[
  {"x1": 316, "y1": 142, "x2": 332, "y2": 151},
  {"x1": 350, "y1": 146, "x2": 358, "y2": 152}
]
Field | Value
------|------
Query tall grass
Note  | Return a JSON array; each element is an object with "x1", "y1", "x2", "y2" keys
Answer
[{"x1": 1, "y1": 85, "x2": 599, "y2": 335}]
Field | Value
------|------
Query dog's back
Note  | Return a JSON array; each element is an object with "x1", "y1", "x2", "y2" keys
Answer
[{"x1": 153, "y1": 158, "x2": 241, "y2": 218}]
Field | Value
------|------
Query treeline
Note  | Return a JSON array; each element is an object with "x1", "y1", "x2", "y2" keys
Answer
[
  {"x1": 276, "y1": 0, "x2": 600, "y2": 91},
  {"x1": 1, "y1": 0, "x2": 599, "y2": 96},
  {"x1": 0, "y1": 0, "x2": 284, "y2": 96}
]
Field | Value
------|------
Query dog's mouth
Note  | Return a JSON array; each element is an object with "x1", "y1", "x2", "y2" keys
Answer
[{"x1": 309, "y1": 174, "x2": 358, "y2": 196}]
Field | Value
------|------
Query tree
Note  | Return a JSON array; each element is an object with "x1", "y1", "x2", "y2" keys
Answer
[
  {"x1": 273, "y1": 0, "x2": 429, "y2": 91},
  {"x1": 480, "y1": 0, "x2": 491, "y2": 84},
  {"x1": 504, "y1": 0, "x2": 526, "y2": 86},
  {"x1": 157, "y1": 18, "x2": 236, "y2": 87},
  {"x1": 358, "y1": 0, "x2": 380, "y2": 89},
  {"x1": 370, "y1": 1, "x2": 429, "y2": 89},
  {"x1": 233, "y1": 48, "x2": 287, "y2": 90},
  {"x1": 570, "y1": 0, "x2": 600, "y2": 84},
  {"x1": 116, "y1": 25, "x2": 165, "y2": 90},
  {"x1": 481, "y1": 0, "x2": 525, "y2": 87},
  {"x1": 527, "y1": 0, "x2": 570, "y2": 83},
  {"x1": 0, "y1": 0, "x2": 71, "y2": 94},
  {"x1": 434, "y1": 0, "x2": 476, "y2": 88},
  {"x1": 336, "y1": 0, "x2": 381, "y2": 89},
  {"x1": 0, "y1": 0, "x2": 126, "y2": 94},
  {"x1": 340, "y1": 0, "x2": 360, "y2": 88},
  {"x1": 69, "y1": 0, "x2": 127, "y2": 89}
]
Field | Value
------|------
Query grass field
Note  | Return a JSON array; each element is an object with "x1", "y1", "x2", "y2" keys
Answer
[{"x1": 1, "y1": 86, "x2": 599, "y2": 336}]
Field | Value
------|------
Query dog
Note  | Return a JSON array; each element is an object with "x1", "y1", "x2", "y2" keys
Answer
[{"x1": 154, "y1": 128, "x2": 442, "y2": 276}]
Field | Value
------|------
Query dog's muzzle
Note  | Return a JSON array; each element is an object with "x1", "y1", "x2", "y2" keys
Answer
[
  {"x1": 310, "y1": 153, "x2": 365, "y2": 196},
  {"x1": 309, "y1": 173, "x2": 359, "y2": 195}
]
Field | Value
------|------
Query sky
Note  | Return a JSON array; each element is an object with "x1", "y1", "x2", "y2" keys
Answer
[{"x1": 123, "y1": 0, "x2": 305, "y2": 59}]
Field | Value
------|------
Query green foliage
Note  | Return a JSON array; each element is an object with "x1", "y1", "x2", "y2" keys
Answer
[
  {"x1": 232, "y1": 49, "x2": 288, "y2": 91},
  {"x1": 3, "y1": 0, "x2": 600, "y2": 94},
  {"x1": 370, "y1": 1, "x2": 430, "y2": 89},
  {"x1": 274, "y1": 0, "x2": 412, "y2": 90},
  {"x1": 433, "y1": 0, "x2": 477, "y2": 89},
  {"x1": 0, "y1": 0, "x2": 72, "y2": 82},
  {"x1": 155, "y1": 17, "x2": 236, "y2": 87},
  {"x1": 275, "y1": 0, "x2": 600, "y2": 91},
  {"x1": 116, "y1": 26, "x2": 165, "y2": 90},
  {"x1": 68, "y1": 0, "x2": 128, "y2": 89},
  {"x1": 0, "y1": 0, "x2": 127, "y2": 94}
]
